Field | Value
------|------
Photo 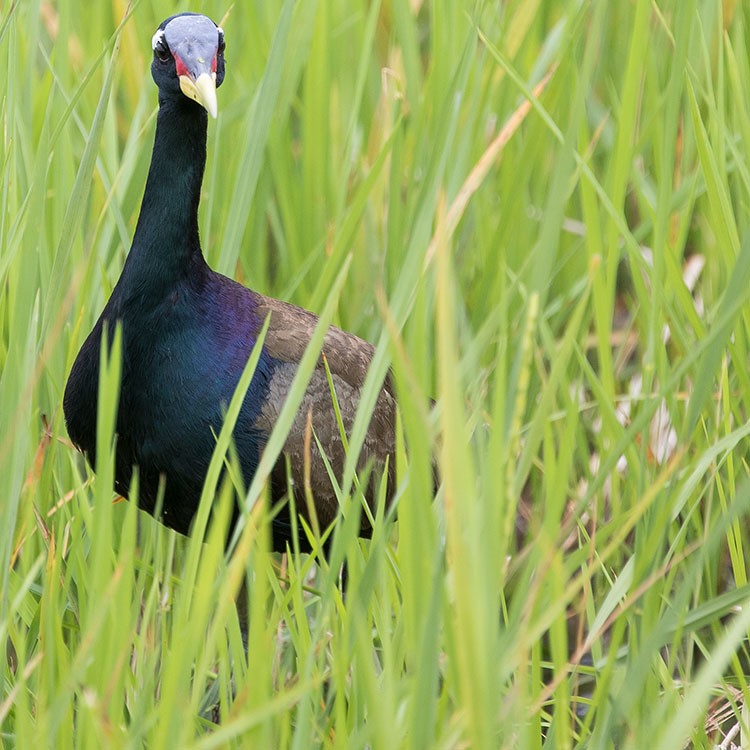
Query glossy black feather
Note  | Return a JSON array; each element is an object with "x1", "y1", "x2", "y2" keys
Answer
[{"x1": 63, "y1": 14, "x2": 396, "y2": 550}]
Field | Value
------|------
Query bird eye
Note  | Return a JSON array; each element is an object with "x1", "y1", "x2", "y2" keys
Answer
[
  {"x1": 217, "y1": 32, "x2": 226, "y2": 55},
  {"x1": 154, "y1": 40, "x2": 171, "y2": 63},
  {"x1": 151, "y1": 29, "x2": 171, "y2": 63}
]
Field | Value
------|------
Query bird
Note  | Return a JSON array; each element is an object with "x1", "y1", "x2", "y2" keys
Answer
[{"x1": 63, "y1": 12, "x2": 397, "y2": 552}]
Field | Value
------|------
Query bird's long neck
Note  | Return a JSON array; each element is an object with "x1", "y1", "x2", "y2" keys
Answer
[{"x1": 117, "y1": 97, "x2": 209, "y2": 301}]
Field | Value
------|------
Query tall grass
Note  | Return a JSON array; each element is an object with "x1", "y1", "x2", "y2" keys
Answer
[{"x1": 3, "y1": 0, "x2": 750, "y2": 747}]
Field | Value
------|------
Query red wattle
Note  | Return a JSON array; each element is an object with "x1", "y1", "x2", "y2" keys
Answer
[{"x1": 174, "y1": 55, "x2": 189, "y2": 78}]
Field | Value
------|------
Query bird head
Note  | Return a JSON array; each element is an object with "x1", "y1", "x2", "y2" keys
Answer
[{"x1": 151, "y1": 13, "x2": 225, "y2": 118}]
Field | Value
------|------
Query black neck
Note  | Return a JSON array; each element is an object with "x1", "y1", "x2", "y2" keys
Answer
[{"x1": 117, "y1": 96, "x2": 209, "y2": 301}]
